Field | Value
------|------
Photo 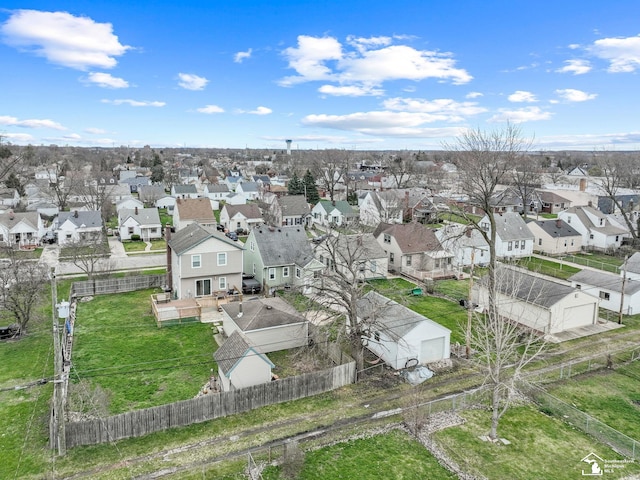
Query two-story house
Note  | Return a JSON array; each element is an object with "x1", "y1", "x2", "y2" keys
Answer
[
  {"x1": 558, "y1": 205, "x2": 628, "y2": 252},
  {"x1": 275, "y1": 195, "x2": 311, "y2": 227},
  {"x1": 219, "y1": 204, "x2": 263, "y2": 233},
  {"x1": 479, "y1": 212, "x2": 534, "y2": 259},
  {"x1": 167, "y1": 222, "x2": 244, "y2": 300},
  {"x1": 526, "y1": 218, "x2": 582, "y2": 256}
]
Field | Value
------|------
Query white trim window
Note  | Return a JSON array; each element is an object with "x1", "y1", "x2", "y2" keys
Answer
[
  {"x1": 192, "y1": 254, "x2": 202, "y2": 268},
  {"x1": 295, "y1": 267, "x2": 301, "y2": 278},
  {"x1": 219, "y1": 277, "x2": 227, "y2": 291},
  {"x1": 217, "y1": 252, "x2": 227, "y2": 266},
  {"x1": 268, "y1": 268, "x2": 276, "y2": 280},
  {"x1": 283, "y1": 266, "x2": 290, "y2": 277}
]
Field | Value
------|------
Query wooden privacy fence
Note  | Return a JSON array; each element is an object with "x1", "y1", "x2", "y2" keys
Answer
[
  {"x1": 65, "y1": 361, "x2": 356, "y2": 448},
  {"x1": 71, "y1": 274, "x2": 165, "y2": 296}
]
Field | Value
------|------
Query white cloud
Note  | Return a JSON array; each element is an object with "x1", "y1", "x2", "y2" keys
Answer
[
  {"x1": 301, "y1": 111, "x2": 466, "y2": 138},
  {"x1": 248, "y1": 106, "x2": 272, "y2": 115},
  {"x1": 488, "y1": 106, "x2": 552, "y2": 123},
  {"x1": 382, "y1": 97, "x2": 486, "y2": 120},
  {"x1": 0, "y1": 115, "x2": 66, "y2": 130},
  {"x1": 177, "y1": 73, "x2": 209, "y2": 91},
  {"x1": 538, "y1": 131, "x2": 640, "y2": 149},
  {"x1": 196, "y1": 104, "x2": 224, "y2": 114},
  {"x1": 85, "y1": 72, "x2": 129, "y2": 88},
  {"x1": 4, "y1": 132, "x2": 34, "y2": 143},
  {"x1": 234, "y1": 48, "x2": 252, "y2": 63},
  {"x1": 318, "y1": 84, "x2": 384, "y2": 97},
  {"x1": 589, "y1": 34, "x2": 640, "y2": 72},
  {"x1": 508, "y1": 90, "x2": 537, "y2": 103},
  {"x1": 556, "y1": 59, "x2": 592, "y2": 75},
  {"x1": 101, "y1": 99, "x2": 165, "y2": 107},
  {"x1": 555, "y1": 88, "x2": 597, "y2": 102},
  {"x1": 84, "y1": 127, "x2": 107, "y2": 134},
  {"x1": 0, "y1": 9, "x2": 131, "y2": 70},
  {"x1": 466, "y1": 91, "x2": 483, "y2": 99},
  {"x1": 279, "y1": 35, "x2": 471, "y2": 89}
]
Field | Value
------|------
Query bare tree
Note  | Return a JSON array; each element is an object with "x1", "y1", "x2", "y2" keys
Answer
[
  {"x1": 0, "y1": 251, "x2": 49, "y2": 335},
  {"x1": 471, "y1": 267, "x2": 548, "y2": 441},
  {"x1": 508, "y1": 154, "x2": 542, "y2": 214},
  {"x1": 596, "y1": 153, "x2": 640, "y2": 239},
  {"x1": 382, "y1": 153, "x2": 418, "y2": 189},
  {"x1": 309, "y1": 149, "x2": 349, "y2": 202},
  {"x1": 64, "y1": 239, "x2": 112, "y2": 280}
]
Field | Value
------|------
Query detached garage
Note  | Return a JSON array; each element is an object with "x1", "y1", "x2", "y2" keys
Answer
[
  {"x1": 475, "y1": 268, "x2": 599, "y2": 335},
  {"x1": 357, "y1": 291, "x2": 451, "y2": 370}
]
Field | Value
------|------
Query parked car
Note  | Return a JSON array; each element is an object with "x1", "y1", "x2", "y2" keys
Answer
[
  {"x1": 242, "y1": 277, "x2": 261, "y2": 294},
  {"x1": 216, "y1": 224, "x2": 225, "y2": 232},
  {"x1": 42, "y1": 231, "x2": 57, "y2": 244},
  {"x1": 225, "y1": 231, "x2": 238, "y2": 241}
]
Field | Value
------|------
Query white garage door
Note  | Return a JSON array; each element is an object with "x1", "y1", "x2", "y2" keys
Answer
[
  {"x1": 560, "y1": 304, "x2": 596, "y2": 332},
  {"x1": 420, "y1": 337, "x2": 445, "y2": 363}
]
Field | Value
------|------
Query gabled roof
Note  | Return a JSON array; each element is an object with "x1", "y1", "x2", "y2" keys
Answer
[
  {"x1": 58, "y1": 210, "x2": 102, "y2": 228},
  {"x1": 565, "y1": 206, "x2": 627, "y2": 236},
  {"x1": 0, "y1": 188, "x2": 18, "y2": 198},
  {"x1": 175, "y1": 198, "x2": 215, "y2": 221},
  {"x1": 492, "y1": 212, "x2": 534, "y2": 241},
  {"x1": 221, "y1": 297, "x2": 305, "y2": 332},
  {"x1": 138, "y1": 185, "x2": 167, "y2": 202},
  {"x1": 315, "y1": 200, "x2": 356, "y2": 216},
  {"x1": 0, "y1": 211, "x2": 39, "y2": 230},
  {"x1": 488, "y1": 267, "x2": 579, "y2": 308},
  {"x1": 356, "y1": 291, "x2": 450, "y2": 340},
  {"x1": 119, "y1": 207, "x2": 161, "y2": 226},
  {"x1": 317, "y1": 233, "x2": 386, "y2": 261},
  {"x1": 278, "y1": 195, "x2": 310, "y2": 217},
  {"x1": 569, "y1": 269, "x2": 640, "y2": 296},
  {"x1": 238, "y1": 181, "x2": 259, "y2": 193},
  {"x1": 168, "y1": 222, "x2": 241, "y2": 255},
  {"x1": 252, "y1": 226, "x2": 315, "y2": 267},
  {"x1": 206, "y1": 184, "x2": 229, "y2": 193},
  {"x1": 526, "y1": 219, "x2": 580, "y2": 238},
  {"x1": 223, "y1": 203, "x2": 262, "y2": 220},
  {"x1": 376, "y1": 222, "x2": 444, "y2": 254},
  {"x1": 213, "y1": 330, "x2": 274, "y2": 376},
  {"x1": 172, "y1": 184, "x2": 198, "y2": 194},
  {"x1": 253, "y1": 175, "x2": 271, "y2": 184},
  {"x1": 625, "y1": 252, "x2": 640, "y2": 275},
  {"x1": 537, "y1": 190, "x2": 570, "y2": 205}
]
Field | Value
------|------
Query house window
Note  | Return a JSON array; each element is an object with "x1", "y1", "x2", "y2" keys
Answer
[
  {"x1": 571, "y1": 239, "x2": 574, "y2": 246},
  {"x1": 253, "y1": 263, "x2": 256, "y2": 274},
  {"x1": 576, "y1": 284, "x2": 581, "y2": 290},
  {"x1": 370, "y1": 260, "x2": 377, "y2": 272},
  {"x1": 521, "y1": 240, "x2": 525, "y2": 250},
  {"x1": 359, "y1": 262, "x2": 365, "y2": 272},
  {"x1": 268, "y1": 268, "x2": 276, "y2": 280},
  {"x1": 435, "y1": 258, "x2": 441, "y2": 268},
  {"x1": 250, "y1": 241, "x2": 255, "y2": 251},
  {"x1": 589, "y1": 234, "x2": 594, "y2": 240},
  {"x1": 406, "y1": 255, "x2": 412, "y2": 266},
  {"x1": 616, "y1": 235, "x2": 620, "y2": 242},
  {"x1": 567, "y1": 216, "x2": 571, "y2": 223},
  {"x1": 283, "y1": 266, "x2": 290, "y2": 277},
  {"x1": 195, "y1": 279, "x2": 211, "y2": 296},
  {"x1": 217, "y1": 252, "x2": 227, "y2": 266},
  {"x1": 389, "y1": 252, "x2": 394, "y2": 263},
  {"x1": 296, "y1": 267, "x2": 301, "y2": 278},
  {"x1": 219, "y1": 277, "x2": 227, "y2": 291},
  {"x1": 538, "y1": 238, "x2": 542, "y2": 246},
  {"x1": 599, "y1": 291, "x2": 610, "y2": 301},
  {"x1": 374, "y1": 331, "x2": 380, "y2": 342},
  {"x1": 514, "y1": 240, "x2": 519, "y2": 249},
  {"x1": 151, "y1": 228, "x2": 157, "y2": 234},
  {"x1": 128, "y1": 227, "x2": 134, "y2": 234},
  {"x1": 383, "y1": 234, "x2": 391, "y2": 244},
  {"x1": 480, "y1": 250, "x2": 484, "y2": 257},
  {"x1": 192, "y1": 254, "x2": 201, "y2": 268},
  {"x1": 564, "y1": 240, "x2": 567, "y2": 247},
  {"x1": 507, "y1": 241, "x2": 513, "y2": 251},
  {"x1": 236, "y1": 221, "x2": 241, "y2": 229},
  {"x1": 481, "y1": 222, "x2": 490, "y2": 231}
]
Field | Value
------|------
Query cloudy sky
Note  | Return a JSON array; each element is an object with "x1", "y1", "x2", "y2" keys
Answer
[{"x1": 1, "y1": 1, "x2": 640, "y2": 151}]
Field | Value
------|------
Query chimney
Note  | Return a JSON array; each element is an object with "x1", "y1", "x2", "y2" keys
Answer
[
  {"x1": 579, "y1": 178, "x2": 587, "y2": 192},
  {"x1": 465, "y1": 227, "x2": 472, "y2": 238},
  {"x1": 135, "y1": 206, "x2": 139, "y2": 215},
  {"x1": 237, "y1": 302, "x2": 243, "y2": 318},
  {"x1": 74, "y1": 210, "x2": 78, "y2": 218},
  {"x1": 8, "y1": 210, "x2": 13, "y2": 220},
  {"x1": 556, "y1": 219, "x2": 562, "y2": 229},
  {"x1": 165, "y1": 223, "x2": 173, "y2": 293}
]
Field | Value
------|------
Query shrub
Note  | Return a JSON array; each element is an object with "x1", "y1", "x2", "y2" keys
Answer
[{"x1": 131, "y1": 234, "x2": 141, "y2": 241}]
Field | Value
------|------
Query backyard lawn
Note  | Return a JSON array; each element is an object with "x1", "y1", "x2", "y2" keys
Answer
[
  {"x1": 435, "y1": 406, "x2": 640, "y2": 479},
  {"x1": 122, "y1": 238, "x2": 167, "y2": 253},
  {"x1": 516, "y1": 256, "x2": 581, "y2": 280},
  {"x1": 71, "y1": 288, "x2": 217, "y2": 414}
]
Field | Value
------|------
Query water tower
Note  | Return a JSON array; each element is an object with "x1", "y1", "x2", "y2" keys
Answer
[{"x1": 285, "y1": 139, "x2": 292, "y2": 156}]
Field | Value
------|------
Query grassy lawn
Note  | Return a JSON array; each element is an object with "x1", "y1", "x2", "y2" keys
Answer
[
  {"x1": 516, "y1": 256, "x2": 581, "y2": 280},
  {"x1": 158, "y1": 208, "x2": 173, "y2": 227},
  {"x1": 262, "y1": 429, "x2": 457, "y2": 480},
  {"x1": 122, "y1": 238, "x2": 167, "y2": 253},
  {"x1": 546, "y1": 362, "x2": 640, "y2": 440},
  {"x1": 562, "y1": 252, "x2": 625, "y2": 273},
  {"x1": 0, "y1": 247, "x2": 44, "y2": 260},
  {"x1": 434, "y1": 406, "x2": 640, "y2": 479},
  {"x1": 71, "y1": 289, "x2": 217, "y2": 414},
  {"x1": 440, "y1": 212, "x2": 482, "y2": 225},
  {"x1": 268, "y1": 346, "x2": 336, "y2": 378},
  {"x1": 435, "y1": 278, "x2": 470, "y2": 300}
]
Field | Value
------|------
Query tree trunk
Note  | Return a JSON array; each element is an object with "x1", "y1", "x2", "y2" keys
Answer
[{"x1": 490, "y1": 385, "x2": 501, "y2": 441}]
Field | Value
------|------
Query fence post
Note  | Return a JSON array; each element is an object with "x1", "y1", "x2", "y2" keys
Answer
[{"x1": 586, "y1": 416, "x2": 589, "y2": 433}]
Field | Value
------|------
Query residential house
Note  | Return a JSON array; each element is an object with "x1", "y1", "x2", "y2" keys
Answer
[
  {"x1": 115, "y1": 197, "x2": 143, "y2": 213},
  {"x1": 357, "y1": 291, "x2": 451, "y2": 369},
  {"x1": 358, "y1": 191, "x2": 403, "y2": 226},
  {"x1": 203, "y1": 184, "x2": 230, "y2": 202},
  {"x1": 476, "y1": 267, "x2": 599, "y2": 334},
  {"x1": 0, "y1": 211, "x2": 44, "y2": 247},
  {"x1": 55, "y1": 210, "x2": 103, "y2": 246},
  {"x1": 224, "y1": 192, "x2": 247, "y2": 205},
  {"x1": 173, "y1": 198, "x2": 216, "y2": 231},
  {"x1": 138, "y1": 185, "x2": 168, "y2": 206},
  {"x1": 311, "y1": 200, "x2": 357, "y2": 228},
  {"x1": 171, "y1": 184, "x2": 199, "y2": 199},
  {"x1": 314, "y1": 233, "x2": 388, "y2": 281},
  {"x1": 526, "y1": 218, "x2": 582, "y2": 255},
  {"x1": 275, "y1": 195, "x2": 311, "y2": 227},
  {"x1": 435, "y1": 224, "x2": 491, "y2": 269},
  {"x1": 167, "y1": 222, "x2": 244, "y2": 299},
  {"x1": 243, "y1": 226, "x2": 324, "y2": 294},
  {"x1": 479, "y1": 212, "x2": 534, "y2": 259},
  {"x1": 537, "y1": 190, "x2": 571, "y2": 214},
  {"x1": 224, "y1": 175, "x2": 243, "y2": 192},
  {"x1": 558, "y1": 205, "x2": 629, "y2": 252},
  {"x1": 220, "y1": 296, "x2": 309, "y2": 353},
  {"x1": 213, "y1": 330, "x2": 274, "y2": 392},
  {"x1": 119, "y1": 176, "x2": 151, "y2": 193},
  {"x1": 155, "y1": 195, "x2": 176, "y2": 212},
  {"x1": 220, "y1": 204, "x2": 263, "y2": 233},
  {"x1": 489, "y1": 187, "x2": 542, "y2": 214},
  {"x1": 374, "y1": 222, "x2": 454, "y2": 280},
  {"x1": 0, "y1": 188, "x2": 20, "y2": 208},
  {"x1": 118, "y1": 207, "x2": 162, "y2": 241},
  {"x1": 106, "y1": 184, "x2": 134, "y2": 205},
  {"x1": 235, "y1": 181, "x2": 260, "y2": 201}
]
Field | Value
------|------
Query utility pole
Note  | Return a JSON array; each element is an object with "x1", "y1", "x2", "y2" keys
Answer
[
  {"x1": 619, "y1": 255, "x2": 629, "y2": 324},
  {"x1": 466, "y1": 248, "x2": 475, "y2": 359},
  {"x1": 50, "y1": 267, "x2": 66, "y2": 456}
]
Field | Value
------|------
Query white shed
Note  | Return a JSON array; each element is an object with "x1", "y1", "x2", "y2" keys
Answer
[
  {"x1": 357, "y1": 291, "x2": 451, "y2": 370},
  {"x1": 213, "y1": 330, "x2": 274, "y2": 391}
]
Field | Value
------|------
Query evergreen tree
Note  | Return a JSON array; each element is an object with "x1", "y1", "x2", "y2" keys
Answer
[
  {"x1": 288, "y1": 172, "x2": 303, "y2": 195},
  {"x1": 303, "y1": 169, "x2": 320, "y2": 204},
  {"x1": 5, "y1": 172, "x2": 24, "y2": 196}
]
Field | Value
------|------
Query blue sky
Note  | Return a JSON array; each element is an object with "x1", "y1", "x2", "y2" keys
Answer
[{"x1": 1, "y1": 1, "x2": 640, "y2": 151}]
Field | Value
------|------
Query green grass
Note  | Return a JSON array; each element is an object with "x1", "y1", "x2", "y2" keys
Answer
[
  {"x1": 122, "y1": 238, "x2": 167, "y2": 253},
  {"x1": 435, "y1": 278, "x2": 470, "y2": 300},
  {"x1": 262, "y1": 429, "x2": 457, "y2": 480},
  {"x1": 435, "y1": 406, "x2": 640, "y2": 480},
  {"x1": 516, "y1": 256, "x2": 581, "y2": 280},
  {"x1": 440, "y1": 212, "x2": 482, "y2": 225},
  {"x1": 0, "y1": 247, "x2": 44, "y2": 260},
  {"x1": 547, "y1": 362, "x2": 640, "y2": 440},
  {"x1": 158, "y1": 208, "x2": 173, "y2": 227},
  {"x1": 71, "y1": 289, "x2": 217, "y2": 414}
]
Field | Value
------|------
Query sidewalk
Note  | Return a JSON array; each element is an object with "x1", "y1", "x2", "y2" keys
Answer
[{"x1": 108, "y1": 237, "x2": 127, "y2": 258}]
